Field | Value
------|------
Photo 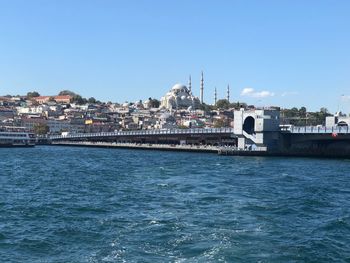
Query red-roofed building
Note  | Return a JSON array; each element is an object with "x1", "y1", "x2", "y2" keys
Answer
[
  {"x1": 54, "y1": 95, "x2": 72, "y2": 103},
  {"x1": 33, "y1": 95, "x2": 72, "y2": 104}
]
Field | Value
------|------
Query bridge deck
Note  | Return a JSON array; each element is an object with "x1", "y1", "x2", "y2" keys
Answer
[
  {"x1": 282, "y1": 126, "x2": 350, "y2": 134},
  {"x1": 49, "y1": 128, "x2": 236, "y2": 140},
  {"x1": 48, "y1": 126, "x2": 350, "y2": 141}
]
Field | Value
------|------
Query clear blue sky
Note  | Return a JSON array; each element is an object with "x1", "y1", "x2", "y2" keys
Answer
[{"x1": 1, "y1": 0, "x2": 350, "y2": 113}]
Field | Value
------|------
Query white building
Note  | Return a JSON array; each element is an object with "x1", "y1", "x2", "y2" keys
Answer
[
  {"x1": 17, "y1": 105, "x2": 50, "y2": 115},
  {"x1": 160, "y1": 84, "x2": 200, "y2": 110},
  {"x1": 234, "y1": 108, "x2": 280, "y2": 150},
  {"x1": 326, "y1": 115, "x2": 350, "y2": 127}
]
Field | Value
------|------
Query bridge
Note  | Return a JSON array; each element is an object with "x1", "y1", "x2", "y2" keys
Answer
[
  {"x1": 50, "y1": 128, "x2": 235, "y2": 140},
  {"x1": 49, "y1": 128, "x2": 237, "y2": 146},
  {"x1": 281, "y1": 126, "x2": 350, "y2": 134},
  {"x1": 46, "y1": 106, "x2": 350, "y2": 158},
  {"x1": 48, "y1": 124, "x2": 350, "y2": 143}
]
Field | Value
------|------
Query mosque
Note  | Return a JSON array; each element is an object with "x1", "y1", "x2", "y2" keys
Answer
[
  {"x1": 160, "y1": 83, "x2": 200, "y2": 110},
  {"x1": 160, "y1": 72, "x2": 231, "y2": 110},
  {"x1": 160, "y1": 73, "x2": 203, "y2": 110}
]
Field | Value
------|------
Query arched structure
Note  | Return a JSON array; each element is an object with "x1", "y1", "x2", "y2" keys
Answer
[
  {"x1": 243, "y1": 116, "x2": 255, "y2": 135},
  {"x1": 338, "y1": 121, "x2": 348, "y2": 127},
  {"x1": 234, "y1": 108, "x2": 280, "y2": 150}
]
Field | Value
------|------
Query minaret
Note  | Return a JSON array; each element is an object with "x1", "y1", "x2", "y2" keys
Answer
[
  {"x1": 188, "y1": 75, "x2": 192, "y2": 94},
  {"x1": 200, "y1": 71, "x2": 204, "y2": 104},
  {"x1": 214, "y1": 87, "x2": 217, "y2": 106},
  {"x1": 227, "y1": 84, "x2": 230, "y2": 103}
]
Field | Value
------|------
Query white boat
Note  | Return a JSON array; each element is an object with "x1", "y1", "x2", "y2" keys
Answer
[{"x1": 0, "y1": 126, "x2": 36, "y2": 147}]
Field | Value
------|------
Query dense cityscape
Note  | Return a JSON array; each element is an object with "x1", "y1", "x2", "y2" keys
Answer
[{"x1": 0, "y1": 78, "x2": 342, "y2": 136}]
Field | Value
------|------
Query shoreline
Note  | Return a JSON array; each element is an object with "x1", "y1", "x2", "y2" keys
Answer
[
  {"x1": 50, "y1": 141, "x2": 220, "y2": 153},
  {"x1": 47, "y1": 141, "x2": 350, "y2": 159}
]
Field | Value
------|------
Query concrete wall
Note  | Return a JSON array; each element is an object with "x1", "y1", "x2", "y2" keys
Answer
[
  {"x1": 255, "y1": 109, "x2": 280, "y2": 132},
  {"x1": 233, "y1": 109, "x2": 245, "y2": 134},
  {"x1": 234, "y1": 109, "x2": 280, "y2": 134},
  {"x1": 234, "y1": 109, "x2": 280, "y2": 149},
  {"x1": 326, "y1": 116, "x2": 350, "y2": 127}
]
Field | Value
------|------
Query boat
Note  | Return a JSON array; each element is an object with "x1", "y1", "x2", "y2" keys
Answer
[{"x1": 0, "y1": 126, "x2": 36, "y2": 147}]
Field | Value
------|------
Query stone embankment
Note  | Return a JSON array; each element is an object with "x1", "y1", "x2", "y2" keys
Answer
[{"x1": 51, "y1": 141, "x2": 220, "y2": 153}]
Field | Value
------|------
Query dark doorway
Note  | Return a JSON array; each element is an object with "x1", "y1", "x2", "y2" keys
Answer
[
  {"x1": 243, "y1": 116, "x2": 255, "y2": 134},
  {"x1": 338, "y1": 121, "x2": 348, "y2": 127}
]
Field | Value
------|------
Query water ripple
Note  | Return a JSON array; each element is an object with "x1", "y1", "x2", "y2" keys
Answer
[{"x1": 0, "y1": 146, "x2": 350, "y2": 262}]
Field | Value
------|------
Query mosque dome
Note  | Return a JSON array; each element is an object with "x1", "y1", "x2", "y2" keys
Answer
[
  {"x1": 172, "y1": 83, "x2": 187, "y2": 92},
  {"x1": 160, "y1": 82, "x2": 200, "y2": 110}
]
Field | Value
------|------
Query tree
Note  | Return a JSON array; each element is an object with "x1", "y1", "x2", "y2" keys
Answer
[
  {"x1": 88, "y1": 97, "x2": 97, "y2": 104},
  {"x1": 71, "y1": 95, "x2": 87, "y2": 104},
  {"x1": 49, "y1": 96, "x2": 56, "y2": 102},
  {"x1": 299, "y1": 107, "x2": 307, "y2": 117},
  {"x1": 59, "y1": 90, "x2": 76, "y2": 96},
  {"x1": 282, "y1": 106, "x2": 332, "y2": 126},
  {"x1": 33, "y1": 123, "x2": 49, "y2": 135},
  {"x1": 199, "y1": 103, "x2": 214, "y2": 112},
  {"x1": 230, "y1": 101, "x2": 247, "y2": 109},
  {"x1": 320, "y1": 107, "x2": 329, "y2": 114},
  {"x1": 316, "y1": 107, "x2": 332, "y2": 125},
  {"x1": 30, "y1": 99, "x2": 39, "y2": 106},
  {"x1": 148, "y1": 98, "x2": 160, "y2": 108},
  {"x1": 213, "y1": 119, "x2": 226, "y2": 128},
  {"x1": 27, "y1": 91, "x2": 40, "y2": 99},
  {"x1": 216, "y1": 99, "x2": 230, "y2": 109}
]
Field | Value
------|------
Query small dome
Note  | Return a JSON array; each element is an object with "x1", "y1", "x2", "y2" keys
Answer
[{"x1": 172, "y1": 83, "x2": 187, "y2": 91}]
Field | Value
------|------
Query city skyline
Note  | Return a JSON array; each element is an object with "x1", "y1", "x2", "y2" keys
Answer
[{"x1": 1, "y1": 0, "x2": 350, "y2": 113}]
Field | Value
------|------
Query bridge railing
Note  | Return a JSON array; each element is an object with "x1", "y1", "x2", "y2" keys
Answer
[
  {"x1": 283, "y1": 126, "x2": 350, "y2": 134},
  {"x1": 49, "y1": 127, "x2": 235, "y2": 140}
]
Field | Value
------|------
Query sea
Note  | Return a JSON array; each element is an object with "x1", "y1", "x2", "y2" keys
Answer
[{"x1": 1, "y1": 146, "x2": 350, "y2": 262}]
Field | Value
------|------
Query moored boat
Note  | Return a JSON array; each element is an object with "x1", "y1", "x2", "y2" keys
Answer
[{"x1": 0, "y1": 126, "x2": 36, "y2": 147}]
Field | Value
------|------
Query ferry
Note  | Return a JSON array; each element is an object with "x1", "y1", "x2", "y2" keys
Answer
[{"x1": 0, "y1": 126, "x2": 36, "y2": 147}]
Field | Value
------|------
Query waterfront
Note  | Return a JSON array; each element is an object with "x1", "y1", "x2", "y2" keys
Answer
[{"x1": 1, "y1": 146, "x2": 350, "y2": 262}]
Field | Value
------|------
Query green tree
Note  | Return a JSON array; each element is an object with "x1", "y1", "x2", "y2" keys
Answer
[
  {"x1": 216, "y1": 99, "x2": 230, "y2": 109},
  {"x1": 59, "y1": 90, "x2": 76, "y2": 96},
  {"x1": 199, "y1": 103, "x2": 214, "y2": 112},
  {"x1": 282, "y1": 106, "x2": 332, "y2": 126},
  {"x1": 33, "y1": 123, "x2": 49, "y2": 135},
  {"x1": 88, "y1": 97, "x2": 97, "y2": 103},
  {"x1": 71, "y1": 95, "x2": 87, "y2": 104},
  {"x1": 27, "y1": 91, "x2": 40, "y2": 99},
  {"x1": 213, "y1": 119, "x2": 226, "y2": 128},
  {"x1": 230, "y1": 101, "x2": 247, "y2": 109},
  {"x1": 30, "y1": 99, "x2": 39, "y2": 106},
  {"x1": 320, "y1": 107, "x2": 329, "y2": 114},
  {"x1": 148, "y1": 98, "x2": 160, "y2": 108},
  {"x1": 299, "y1": 107, "x2": 307, "y2": 117},
  {"x1": 317, "y1": 107, "x2": 331, "y2": 125}
]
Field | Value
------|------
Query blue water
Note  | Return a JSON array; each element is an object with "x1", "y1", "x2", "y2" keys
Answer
[{"x1": 1, "y1": 146, "x2": 350, "y2": 262}]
